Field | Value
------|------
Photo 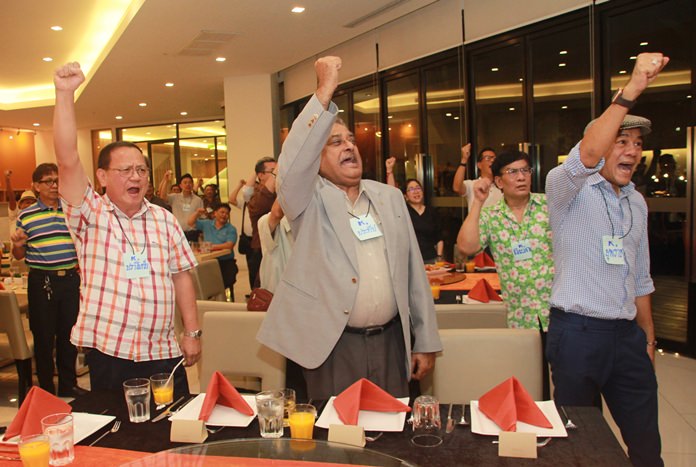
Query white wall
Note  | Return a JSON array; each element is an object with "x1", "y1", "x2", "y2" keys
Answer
[{"x1": 34, "y1": 129, "x2": 95, "y2": 181}]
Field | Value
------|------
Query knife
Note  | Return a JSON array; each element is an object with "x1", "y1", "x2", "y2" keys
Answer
[{"x1": 151, "y1": 396, "x2": 185, "y2": 422}]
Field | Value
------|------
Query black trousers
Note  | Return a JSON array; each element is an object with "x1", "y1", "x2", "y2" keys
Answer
[
  {"x1": 217, "y1": 258, "x2": 238, "y2": 302},
  {"x1": 27, "y1": 269, "x2": 80, "y2": 394},
  {"x1": 85, "y1": 349, "x2": 190, "y2": 399},
  {"x1": 246, "y1": 248, "x2": 262, "y2": 290}
]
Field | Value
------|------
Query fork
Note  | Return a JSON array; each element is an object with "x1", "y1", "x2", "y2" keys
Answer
[
  {"x1": 561, "y1": 406, "x2": 577, "y2": 430},
  {"x1": 458, "y1": 404, "x2": 469, "y2": 426},
  {"x1": 365, "y1": 432, "x2": 383, "y2": 442},
  {"x1": 89, "y1": 420, "x2": 121, "y2": 446}
]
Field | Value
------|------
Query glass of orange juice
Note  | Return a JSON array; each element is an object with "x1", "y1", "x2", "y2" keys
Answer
[
  {"x1": 430, "y1": 283, "x2": 441, "y2": 300},
  {"x1": 150, "y1": 373, "x2": 174, "y2": 406},
  {"x1": 18, "y1": 433, "x2": 50, "y2": 467},
  {"x1": 289, "y1": 403, "x2": 317, "y2": 439}
]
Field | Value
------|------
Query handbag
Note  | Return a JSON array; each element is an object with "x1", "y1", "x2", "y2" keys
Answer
[
  {"x1": 247, "y1": 287, "x2": 273, "y2": 311},
  {"x1": 238, "y1": 203, "x2": 253, "y2": 255}
]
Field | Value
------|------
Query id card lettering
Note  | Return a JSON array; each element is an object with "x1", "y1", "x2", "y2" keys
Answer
[
  {"x1": 350, "y1": 214, "x2": 383, "y2": 241},
  {"x1": 602, "y1": 235, "x2": 625, "y2": 265},
  {"x1": 511, "y1": 239, "x2": 533, "y2": 261},
  {"x1": 125, "y1": 252, "x2": 151, "y2": 279}
]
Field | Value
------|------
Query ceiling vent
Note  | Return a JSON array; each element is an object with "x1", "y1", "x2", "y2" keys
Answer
[{"x1": 178, "y1": 30, "x2": 237, "y2": 56}]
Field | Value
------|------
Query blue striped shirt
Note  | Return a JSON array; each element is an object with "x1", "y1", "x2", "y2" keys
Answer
[
  {"x1": 545, "y1": 141, "x2": 654, "y2": 320},
  {"x1": 15, "y1": 200, "x2": 78, "y2": 270}
]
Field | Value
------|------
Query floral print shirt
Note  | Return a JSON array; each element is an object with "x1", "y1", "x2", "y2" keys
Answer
[{"x1": 479, "y1": 193, "x2": 553, "y2": 330}]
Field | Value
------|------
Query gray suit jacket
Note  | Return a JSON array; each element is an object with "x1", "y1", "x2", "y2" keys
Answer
[{"x1": 257, "y1": 95, "x2": 442, "y2": 377}]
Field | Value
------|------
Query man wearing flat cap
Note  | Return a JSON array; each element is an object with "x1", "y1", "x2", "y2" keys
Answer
[{"x1": 545, "y1": 53, "x2": 667, "y2": 467}]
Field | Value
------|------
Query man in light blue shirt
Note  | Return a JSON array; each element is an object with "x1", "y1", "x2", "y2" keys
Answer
[{"x1": 545, "y1": 53, "x2": 667, "y2": 467}]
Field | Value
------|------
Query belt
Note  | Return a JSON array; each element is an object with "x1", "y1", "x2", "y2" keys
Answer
[
  {"x1": 344, "y1": 315, "x2": 399, "y2": 337},
  {"x1": 29, "y1": 267, "x2": 78, "y2": 277}
]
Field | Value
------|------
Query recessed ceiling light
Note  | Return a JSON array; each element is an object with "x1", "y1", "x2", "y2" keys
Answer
[
  {"x1": 518, "y1": 78, "x2": 523, "y2": 82},
  {"x1": 338, "y1": 109, "x2": 344, "y2": 113},
  {"x1": 509, "y1": 107, "x2": 515, "y2": 111},
  {"x1": 559, "y1": 50, "x2": 568, "y2": 55},
  {"x1": 139, "y1": 102, "x2": 147, "y2": 107},
  {"x1": 491, "y1": 67, "x2": 499, "y2": 72},
  {"x1": 180, "y1": 111, "x2": 188, "y2": 116},
  {"x1": 445, "y1": 113, "x2": 452, "y2": 117},
  {"x1": 387, "y1": 115, "x2": 393, "y2": 119},
  {"x1": 453, "y1": 116, "x2": 460, "y2": 120},
  {"x1": 558, "y1": 63, "x2": 566, "y2": 67},
  {"x1": 630, "y1": 56, "x2": 637, "y2": 60},
  {"x1": 42, "y1": 57, "x2": 53, "y2": 62},
  {"x1": 115, "y1": 115, "x2": 123, "y2": 120},
  {"x1": 194, "y1": 153, "x2": 198, "y2": 157},
  {"x1": 640, "y1": 41, "x2": 648, "y2": 46},
  {"x1": 561, "y1": 105, "x2": 568, "y2": 109},
  {"x1": 215, "y1": 57, "x2": 226, "y2": 62},
  {"x1": 32, "y1": 123, "x2": 40, "y2": 127},
  {"x1": 364, "y1": 128, "x2": 368, "y2": 131},
  {"x1": 619, "y1": 70, "x2": 627, "y2": 74},
  {"x1": 165, "y1": 82, "x2": 174, "y2": 87},
  {"x1": 291, "y1": 6, "x2": 305, "y2": 13},
  {"x1": 687, "y1": 95, "x2": 692, "y2": 99},
  {"x1": 51, "y1": 26, "x2": 63, "y2": 31},
  {"x1": 146, "y1": 132, "x2": 151, "y2": 135}
]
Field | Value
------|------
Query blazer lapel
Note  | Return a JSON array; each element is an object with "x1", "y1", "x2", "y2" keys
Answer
[
  {"x1": 364, "y1": 184, "x2": 397, "y2": 278},
  {"x1": 320, "y1": 183, "x2": 359, "y2": 272}
]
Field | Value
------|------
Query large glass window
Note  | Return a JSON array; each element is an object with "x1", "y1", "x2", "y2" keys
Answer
[
  {"x1": 352, "y1": 84, "x2": 381, "y2": 181},
  {"x1": 384, "y1": 74, "x2": 421, "y2": 185}
]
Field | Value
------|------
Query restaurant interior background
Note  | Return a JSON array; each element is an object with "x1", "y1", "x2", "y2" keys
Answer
[{"x1": 0, "y1": 0, "x2": 694, "y2": 355}]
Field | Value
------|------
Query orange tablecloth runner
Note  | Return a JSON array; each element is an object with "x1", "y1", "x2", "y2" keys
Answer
[
  {"x1": 0, "y1": 446, "x2": 147, "y2": 467},
  {"x1": 439, "y1": 272, "x2": 500, "y2": 291}
]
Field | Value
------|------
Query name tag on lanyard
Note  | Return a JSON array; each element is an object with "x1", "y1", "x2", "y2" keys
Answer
[
  {"x1": 602, "y1": 235, "x2": 625, "y2": 265},
  {"x1": 511, "y1": 239, "x2": 533, "y2": 261},
  {"x1": 350, "y1": 213, "x2": 383, "y2": 241},
  {"x1": 124, "y1": 251, "x2": 151, "y2": 279}
]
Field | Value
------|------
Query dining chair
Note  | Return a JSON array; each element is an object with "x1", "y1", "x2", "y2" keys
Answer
[
  {"x1": 199, "y1": 311, "x2": 286, "y2": 393},
  {"x1": 0, "y1": 291, "x2": 34, "y2": 405},
  {"x1": 191, "y1": 260, "x2": 227, "y2": 302},
  {"x1": 426, "y1": 328, "x2": 542, "y2": 403},
  {"x1": 434, "y1": 303, "x2": 507, "y2": 329}
]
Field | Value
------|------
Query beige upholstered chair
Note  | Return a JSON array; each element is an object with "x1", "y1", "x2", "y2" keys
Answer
[
  {"x1": 0, "y1": 291, "x2": 34, "y2": 404},
  {"x1": 423, "y1": 328, "x2": 542, "y2": 402},
  {"x1": 199, "y1": 311, "x2": 285, "y2": 392},
  {"x1": 191, "y1": 260, "x2": 226, "y2": 302},
  {"x1": 434, "y1": 303, "x2": 507, "y2": 329}
]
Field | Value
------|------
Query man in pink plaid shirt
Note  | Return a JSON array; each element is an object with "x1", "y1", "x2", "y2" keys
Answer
[{"x1": 52, "y1": 62, "x2": 201, "y2": 396}]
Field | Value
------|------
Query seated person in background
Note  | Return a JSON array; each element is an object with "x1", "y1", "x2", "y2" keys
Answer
[
  {"x1": 159, "y1": 171, "x2": 204, "y2": 240},
  {"x1": 386, "y1": 158, "x2": 443, "y2": 264},
  {"x1": 188, "y1": 202, "x2": 238, "y2": 301},
  {"x1": 258, "y1": 199, "x2": 294, "y2": 294},
  {"x1": 452, "y1": 144, "x2": 502, "y2": 211}
]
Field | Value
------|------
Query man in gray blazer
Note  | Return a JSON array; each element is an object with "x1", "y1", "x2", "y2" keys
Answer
[{"x1": 257, "y1": 56, "x2": 442, "y2": 400}]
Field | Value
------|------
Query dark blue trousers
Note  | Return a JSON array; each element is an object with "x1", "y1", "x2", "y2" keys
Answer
[{"x1": 546, "y1": 309, "x2": 663, "y2": 467}]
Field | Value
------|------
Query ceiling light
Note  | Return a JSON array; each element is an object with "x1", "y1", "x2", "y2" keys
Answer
[
  {"x1": 640, "y1": 41, "x2": 648, "y2": 46},
  {"x1": 8, "y1": 135, "x2": 13, "y2": 140},
  {"x1": 139, "y1": 102, "x2": 147, "y2": 107},
  {"x1": 50, "y1": 26, "x2": 63, "y2": 31},
  {"x1": 338, "y1": 109, "x2": 344, "y2": 113},
  {"x1": 194, "y1": 153, "x2": 198, "y2": 157},
  {"x1": 387, "y1": 115, "x2": 393, "y2": 119},
  {"x1": 115, "y1": 115, "x2": 123, "y2": 120},
  {"x1": 145, "y1": 132, "x2": 151, "y2": 135},
  {"x1": 215, "y1": 57, "x2": 226, "y2": 62},
  {"x1": 558, "y1": 63, "x2": 566, "y2": 67},
  {"x1": 42, "y1": 57, "x2": 53, "y2": 62},
  {"x1": 630, "y1": 56, "x2": 637, "y2": 60},
  {"x1": 165, "y1": 82, "x2": 174, "y2": 87},
  {"x1": 33, "y1": 123, "x2": 40, "y2": 127},
  {"x1": 687, "y1": 95, "x2": 692, "y2": 99},
  {"x1": 676, "y1": 127, "x2": 681, "y2": 132},
  {"x1": 559, "y1": 50, "x2": 568, "y2": 55},
  {"x1": 518, "y1": 78, "x2": 523, "y2": 82},
  {"x1": 561, "y1": 105, "x2": 568, "y2": 109},
  {"x1": 619, "y1": 70, "x2": 627, "y2": 74},
  {"x1": 491, "y1": 67, "x2": 499, "y2": 72},
  {"x1": 445, "y1": 113, "x2": 452, "y2": 117},
  {"x1": 291, "y1": 6, "x2": 305, "y2": 13},
  {"x1": 509, "y1": 107, "x2": 515, "y2": 111},
  {"x1": 180, "y1": 111, "x2": 188, "y2": 116},
  {"x1": 453, "y1": 116, "x2": 460, "y2": 120}
]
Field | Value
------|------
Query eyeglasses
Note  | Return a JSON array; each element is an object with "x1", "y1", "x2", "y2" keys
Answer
[
  {"x1": 108, "y1": 165, "x2": 150, "y2": 178},
  {"x1": 264, "y1": 170, "x2": 277, "y2": 178},
  {"x1": 501, "y1": 167, "x2": 533, "y2": 177},
  {"x1": 406, "y1": 186, "x2": 423, "y2": 193},
  {"x1": 38, "y1": 178, "x2": 59, "y2": 186}
]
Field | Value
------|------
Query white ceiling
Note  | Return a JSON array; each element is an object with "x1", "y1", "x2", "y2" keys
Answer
[{"x1": 0, "y1": 0, "x2": 436, "y2": 132}]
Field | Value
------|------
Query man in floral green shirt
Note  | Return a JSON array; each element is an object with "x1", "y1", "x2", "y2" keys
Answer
[{"x1": 457, "y1": 149, "x2": 553, "y2": 331}]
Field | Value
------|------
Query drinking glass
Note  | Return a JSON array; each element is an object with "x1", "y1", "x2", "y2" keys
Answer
[
  {"x1": 281, "y1": 388, "x2": 296, "y2": 427},
  {"x1": 255, "y1": 390, "x2": 284, "y2": 438},
  {"x1": 40, "y1": 413, "x2": 74, "y2": 466},
  {"x1": 289, "y1": 403, "x2": 317, "y2": 440},
  {"x1": 123, "y1": 378, "x2": 151, "y2": 423},
  {"x1": 150, "y1": 373, "x2": 174, "y2": 406},
  {"x1": 411, "y1": 395, "x2": 443, "y2": 447},
  {"x1": 18, "y1": 433, "x2": 50, "y2": 467}
]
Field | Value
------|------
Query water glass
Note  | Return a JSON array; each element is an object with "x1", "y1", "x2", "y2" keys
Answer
[
  {"x1": 150, "y1": 373, "x2": 174, "y2": 406},
  {"x1": 40, "y1": 413, "x2": 74, "y2": 466},
  {"x1": 18, "y1": 433, "x2": 50, "y2": 467},
  {"x1": 281, "y1": 388, "x2": 296, "y2": 427},
  {"x1": 123, "y1": 378, "x2": 151, "y2": 423},
  {"x1": 255, "y1": 390, "x2": 285, "y2": 438},
  {"x1": 289, "y1": 403, "x2": 317, "y2": 440},
  {"x1": 411, "y1": 395, "x2": 443, "y2": 447}
]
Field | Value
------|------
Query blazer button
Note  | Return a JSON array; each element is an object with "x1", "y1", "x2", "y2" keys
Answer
[
  {"x1": 351, "y1": 277, "x2": 357, "y2": 283},
  {"x1": 343, "y1": 309, "x2": 350, "y2": 315}
]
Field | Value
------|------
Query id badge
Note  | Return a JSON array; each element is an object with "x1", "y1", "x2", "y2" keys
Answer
[
  {"x1": 511, "y1": 239, "x2": 533, "y2": 261},
  {"x1": 602, "y1": 235, "x2": 625, "y2": 265},
  {"x1": 349, "y1": 213, "x2": 383, "y2": 241},
  {"x1": 125, "y1": 252, "x2": 151, "y2": 279}
]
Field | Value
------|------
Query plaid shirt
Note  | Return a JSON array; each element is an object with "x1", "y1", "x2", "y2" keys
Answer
[{"x1": 64, "y1": 185, "x2": 197, "y2": 361}]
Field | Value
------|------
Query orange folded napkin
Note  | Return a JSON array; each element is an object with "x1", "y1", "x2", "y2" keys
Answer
[
  {"x1": 3, "y1": 386, "x2": 72, "y2": 440},
  {"x1": 333, "y1": 378, "x2": 411, "y2": 426},
  {"x1": 467, "y1": 278, "x2": 502, "y2": 303},
  {"x1": 478, "y1": 376, "x2": 552, "y2": 432},
  {"x1": 198, "y1": 371, "x2": 254, "y2": 421},
  {"x1": 474, "y1": 252, "x2": 496, "y2": 268}
]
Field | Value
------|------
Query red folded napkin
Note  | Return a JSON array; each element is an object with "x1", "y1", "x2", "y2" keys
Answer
[
  {"x1": 3, "y1": 387, "x2": 72, "y2": 440},
  {"x1": 333, "y1": 378, "x2": 411, "y2": 426},
  {"x1": 467, "y1": 278, "x2": 502, "y2": 303},
  {"x1": 474, "y1": 252, "x2": 496, "y2": 268},
  {"x1": 478, "y1": 376, "x2": 552, "y2": 432},
  {"x1": 198, "y1": 371, "x2": 254, "y2": 421}
]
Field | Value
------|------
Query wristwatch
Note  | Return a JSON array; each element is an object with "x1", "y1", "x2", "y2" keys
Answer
[
  {"x1": 459, "y1": 163, "x2": 467, "y2": 167},
  {"x1": 183, "y1": 329, "x2": 202, "y2": 339},
  {"x1": 611, "y1": 88, "x2": 636, "y2": 110}
]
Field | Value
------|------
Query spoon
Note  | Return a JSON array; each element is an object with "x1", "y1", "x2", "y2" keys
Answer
[{"x1": 156, "y1": 357, "x2": 185, "y2": 409}]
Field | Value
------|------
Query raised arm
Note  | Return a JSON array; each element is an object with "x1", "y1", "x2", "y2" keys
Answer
[
  {"x1": 158, "y1": 170, "x2": 173, "y2": 199},
  {"x1": 53, "y1": 62, "x2": 88, "y2": 205},
  {"x1": 457, "y1": 177, "x2": 491, "y2": 255},
  {"x1": 385, "y1": 157, "x2": 397, "y2": 188},
  {"x1": 580, "y1": 53, "x2": 668, "y2": 168},
  {"x1": 452, "y1": 144, "x2": 471, "y2": 195},
  {"x1": 4, "y1": 171, "x2": 16, "y2": 211}
]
